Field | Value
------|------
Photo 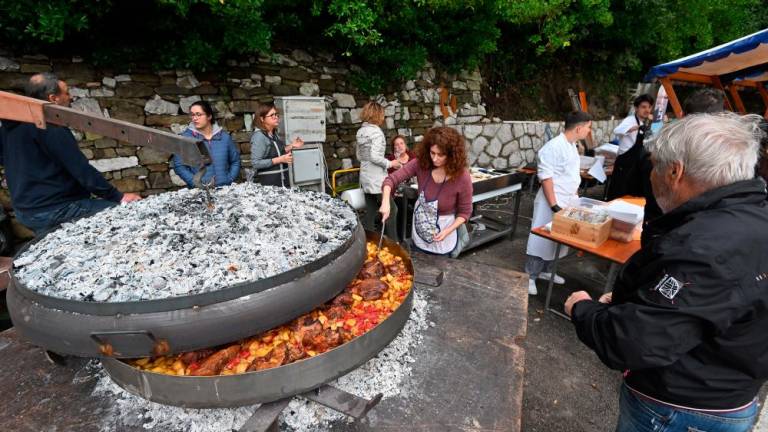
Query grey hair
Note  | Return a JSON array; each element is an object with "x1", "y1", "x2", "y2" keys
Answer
[
  {"x1": 25, "y1": 72, "x2": 60, "y2": 101},
  {"x1": 646, "y1": 112, "x2": 763, "y2": 189}
]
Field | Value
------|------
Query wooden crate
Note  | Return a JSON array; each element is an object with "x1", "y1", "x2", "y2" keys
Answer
[{"x1": 551, "y1": 211, "x2": 612, "y2": 248}]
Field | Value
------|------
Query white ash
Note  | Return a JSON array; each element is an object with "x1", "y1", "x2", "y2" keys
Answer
[
  {"x1": 14, "y1": 184, "x2": 357, "y2": 302},
  {"x1": 88, "y1": 289, "x2": 430, "y2": 432}
]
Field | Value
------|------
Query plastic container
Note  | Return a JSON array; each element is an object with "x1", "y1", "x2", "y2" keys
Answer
[
  {"x1": 605, "y1": 200, "x2": 644, "y2": 242},
  {"x1": 578, "y1": 197, "x2": 608, "y2": 209}
]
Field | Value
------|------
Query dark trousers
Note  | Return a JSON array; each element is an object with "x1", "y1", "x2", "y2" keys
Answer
[
  {"x1": 15, "y1": 198, "x2": 117, "y2": 235},
  {"x1": 363, "y1": 193, "x2": 399, "y2": 242}
]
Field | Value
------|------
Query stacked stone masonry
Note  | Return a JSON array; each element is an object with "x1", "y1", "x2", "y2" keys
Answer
[{"x1": 0, "y1": 49, "x2": 619, "y2": 239}]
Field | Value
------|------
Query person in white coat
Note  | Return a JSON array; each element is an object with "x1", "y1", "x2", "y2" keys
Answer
[
  {"x1": 613, "y1": 94, "x2": 653, "y2": 156},
  {"x1": 526, "y1": 111, "x2": 593, "y2": 295}
]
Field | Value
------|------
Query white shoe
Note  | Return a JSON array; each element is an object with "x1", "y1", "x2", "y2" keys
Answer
[
  {"x1": 538, "y1": 272, "x2": 565, "y2": 285},
  {"x1": 528, "y1": 279, "x2": 538, "y2": 296}
]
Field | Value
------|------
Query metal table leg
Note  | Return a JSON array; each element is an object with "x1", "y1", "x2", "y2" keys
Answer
[
  {"x1": 543, "y1": 243, "x2": 562, "y2": 314},
  {"x1": 604, "y1": 262, "x2": 619, "y2": 293},
  {"x1": 509, "y1": 189, "x2": 522, "y2": 239},
  {"x1": 400, "y1": 192, "x2": 408, "y2": 242}
]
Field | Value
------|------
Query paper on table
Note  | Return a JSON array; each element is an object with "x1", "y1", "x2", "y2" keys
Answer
[{"x1": 588, "y1": 156, "x2": 607, "y2": 183}]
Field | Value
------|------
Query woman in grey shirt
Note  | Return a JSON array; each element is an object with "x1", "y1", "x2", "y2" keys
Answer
[
  {"x1": 250, "y1": 103, "x2": 304, "y2": 187},
  {"x1": 356, "y1": 101, "x2": 401, "y2": 241}
]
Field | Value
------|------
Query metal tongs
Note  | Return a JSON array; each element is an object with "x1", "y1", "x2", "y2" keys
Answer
[
  {"x1": 377, "y1": 218, "x2": 386, "y2": 252},
  {"x1": 193, "y1": 169, "x2": 216, "y2": 211}
]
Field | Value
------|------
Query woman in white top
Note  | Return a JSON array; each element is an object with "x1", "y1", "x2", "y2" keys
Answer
[
  {"x1": 526, "y1": 111, "x2": 593, "y2": 295},
  {"x1": 356, "y1": 102, "x2": 401, "y2": 241}
]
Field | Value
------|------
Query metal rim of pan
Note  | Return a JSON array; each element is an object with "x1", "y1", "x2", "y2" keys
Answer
[
  {"x1": 100, "y1": 233, "x2": 415, "y2": 408},
  {"x1": 10, "y1": 222, "x2": 363, "y2": 316}
]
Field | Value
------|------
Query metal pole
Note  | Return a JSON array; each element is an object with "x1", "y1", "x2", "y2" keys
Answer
[{"x1": 544, "y1": 243, "x2": 562, "y2": 314}]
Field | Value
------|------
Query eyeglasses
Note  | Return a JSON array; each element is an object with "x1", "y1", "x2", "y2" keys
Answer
[
  {"x1": 265, "y1": 112, "x2": 279, "y2": 119},
  {"x1": 190, "y1": 112, "x2": 207, "y2": 118}
]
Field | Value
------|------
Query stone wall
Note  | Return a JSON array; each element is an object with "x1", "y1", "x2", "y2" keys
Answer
[
  {"x1": 449, "y1": 119, "x2": 620, "y2": 170},
  {"x1": 0, "y1": 50, "x2": 486, "y2": 190},
  {"x1": 0, "y1": 48, "x2": 619, "y2": 239}
]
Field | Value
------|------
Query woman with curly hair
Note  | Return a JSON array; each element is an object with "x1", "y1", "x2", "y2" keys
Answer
[{"x1": 379, "y1": 127, "x2": 472, "y2": 256}]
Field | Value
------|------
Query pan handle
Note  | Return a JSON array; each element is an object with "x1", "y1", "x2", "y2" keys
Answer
[{"x1": 90, "y1": 330, "x2": 169, "y2": 357}]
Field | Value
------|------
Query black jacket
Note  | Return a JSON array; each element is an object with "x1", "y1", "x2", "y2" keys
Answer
[
  {"x1": 0, "y1": 121, "x2": 122, "y2": 212},
  {"x1": 572, "y1": 178, "x2": 768, "y2": 409}
]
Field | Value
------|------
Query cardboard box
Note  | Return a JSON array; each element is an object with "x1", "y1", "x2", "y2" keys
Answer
[{"x1": 552, "y1": 209, "x2": 612, "y2": 248}]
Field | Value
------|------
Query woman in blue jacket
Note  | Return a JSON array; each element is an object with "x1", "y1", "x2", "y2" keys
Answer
[{"x1": 172, "y1": 100, "x2": 241, "y2": 187}]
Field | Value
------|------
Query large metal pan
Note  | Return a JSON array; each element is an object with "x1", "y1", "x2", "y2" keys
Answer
[
  {"x1": 100, "y1": 231, "x2": 414, "y2": 408},
  {"x1": 7, "y1": 224, "x2": 366, "y2": 358}
]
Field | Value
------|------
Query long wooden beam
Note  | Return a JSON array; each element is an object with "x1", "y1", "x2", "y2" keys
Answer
[
  {"x1": 667, "y1": 71, "x2": 716, "y2": 85},
  {"x1": 0, "y1": 90, "x2": 210, "y2": 166},
  {"x1": 660, "y1": 77, "x2": 684, "y2": 118}
]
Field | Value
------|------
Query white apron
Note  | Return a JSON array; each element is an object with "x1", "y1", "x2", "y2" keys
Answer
[
  {"x1": 526, "y1": 189, "x2": 578, "y2": 260},
  {"x1": 526, "y1": 133, "x2": 581, "y2": 261},
  {"x1": 411, "y1": 176, "x2": 458, "y2": 255}
]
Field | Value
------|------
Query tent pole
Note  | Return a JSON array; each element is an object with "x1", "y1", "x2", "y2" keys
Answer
[
  {"x1": 757, "y1": 84, "x2": 768, "y2": 119},
  {"x1": 712, "y1": 76, "x2": 735, "y2": 111},
  {"x1": 727, "y1": 85, "x2": 747, "y2": 114},
  {"x1": 660, "y1": 78, "x2": 684, "y2": 118}
]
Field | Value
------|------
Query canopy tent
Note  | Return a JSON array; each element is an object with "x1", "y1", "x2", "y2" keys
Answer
[{"x1": 644, "y1": 29, "x2": 768, "y2": 118}]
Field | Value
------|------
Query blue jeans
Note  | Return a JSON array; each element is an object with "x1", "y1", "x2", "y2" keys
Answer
[
  {"x1": 616, "y1": 383, "x2": 757, "y2": 432},
  {"x1": 15, "y1": 198, "x2": 117, "y2": 235}
]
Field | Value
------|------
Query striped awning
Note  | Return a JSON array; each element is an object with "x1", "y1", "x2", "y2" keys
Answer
[{"x1": 644, "y1": 29, "x2": 768, "y2": 83}]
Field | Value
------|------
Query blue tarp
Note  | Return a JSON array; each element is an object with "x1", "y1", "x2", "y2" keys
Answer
[{"x1": 644, "y1": 29, "x2": 768, "y2": 82}]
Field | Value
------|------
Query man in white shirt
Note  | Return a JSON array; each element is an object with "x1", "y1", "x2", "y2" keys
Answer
[
  {"x1": 526, "y1": 111, "x2": 593, "y2": 295},
  {"x1": 613, "y1": 94, "x2": 654, "y2": 156}
]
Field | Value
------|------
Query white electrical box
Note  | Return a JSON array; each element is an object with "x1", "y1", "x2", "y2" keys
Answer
[
  {"x1": 275, "y1": 96, "x2": 327, "y2": 193},
  {"x1": 288, "y1": 143, "x2": 325, "y2": 193},
  {"x1": 274, "y1": 96, "x2": 326, "y2": 144}
]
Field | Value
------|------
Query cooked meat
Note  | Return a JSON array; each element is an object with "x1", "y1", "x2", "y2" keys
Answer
[
  {"x1": 190, "y1": 346, "x2": 241, "y2": 376},
  {"x1": 360, "y1": 260, "x2": 384, "y2": 279},
  {"x1": 293, "y1": 317, "x2": 323, "y2": 346},
  {"x1": 180, "y1": 349, "x2": 215, "y2": 366},
  {"x1": 321, "y1": 329, "x2": 342, "y2": 349},
  {"x1": 355, "y1": 279, "x2": 388, "y2": 300},
  {"x1": 287, "y1": 343, "x2": 306, "y2": 362},
  {"x1": 387, "y1": 264, "x2": 407, "y2": 277},
  {"x1": 324, "y1": 305, "x2": 348, "y2": 320},
  {"x1": 247, "y1": 342, "x2": 289, "y2": 372},
  {"x1": 331, "y1": 292, "x2": 354, "y2": 306}
]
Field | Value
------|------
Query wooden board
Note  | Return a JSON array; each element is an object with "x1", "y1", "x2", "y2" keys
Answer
[{"x1": 0, "y1": 253, "x2": 528, "y2": 432}]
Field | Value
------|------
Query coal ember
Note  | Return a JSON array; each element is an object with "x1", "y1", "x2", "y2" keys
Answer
[{"x1": 15, "y1": 184, "x2": 358, "y2": 302}]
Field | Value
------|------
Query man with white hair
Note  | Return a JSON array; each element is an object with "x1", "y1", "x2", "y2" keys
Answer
[{"x1": 564, "y1": 113, "x2": 768, "y2": 431}]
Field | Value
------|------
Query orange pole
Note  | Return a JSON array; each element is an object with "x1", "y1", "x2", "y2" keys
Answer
[
  {"x1": 660, "y1": 78, "x2": 684, "y2": 118},
  {"x1": 578, "y1": 91, "x2": 589, "y2": 111},
  {"x1": 578, "y1": 91, "x2": 595, "y2": 149},
  {"x1": 758, "y1": 84, "x2": 768, "y2": 119},
  {"x1": 711, "y1": 76, "x2": 734, "y2": 111},
  {"x1": 728, "y1": 85, "x2": 747, "y2": 114}
]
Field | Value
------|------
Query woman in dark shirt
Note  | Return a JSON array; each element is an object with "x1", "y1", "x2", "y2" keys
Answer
[{"x1": 385, "y1": 134, "x2": 416, "y2": 174}]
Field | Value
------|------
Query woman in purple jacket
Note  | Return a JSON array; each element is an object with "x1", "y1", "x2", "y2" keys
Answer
[
  {"x1": 172, "y1": 100, "x2": 241, "y2": 187},
  {"x1": 379, "y1": 127, "x2": 472, "y2": 256}
]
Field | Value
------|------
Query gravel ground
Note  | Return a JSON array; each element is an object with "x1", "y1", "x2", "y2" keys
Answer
[{"x1": 462, "y1": 185, "x2": 767, "y2": 431}]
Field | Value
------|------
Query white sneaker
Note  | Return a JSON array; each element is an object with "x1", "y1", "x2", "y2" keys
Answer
[
  {"x1": 528, "y1": 279, "x2": 538, "y2": 295},
  {"x1": 538, "y1": 272, "x2": 565, "y2": 285}
]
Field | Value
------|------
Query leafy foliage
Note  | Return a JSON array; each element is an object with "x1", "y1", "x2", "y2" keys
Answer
[{"x1": 0, "y1": 0, "x2": 766, "y2": 98}]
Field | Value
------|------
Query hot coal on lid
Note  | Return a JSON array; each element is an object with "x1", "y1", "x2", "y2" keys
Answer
[{"x1": 14, "y1": 184, "x2": 358, "y2": 303}]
